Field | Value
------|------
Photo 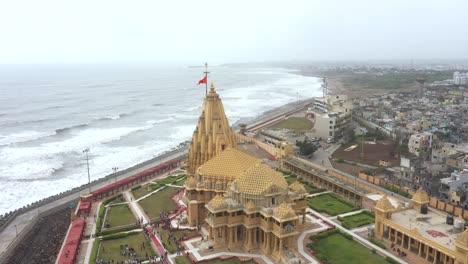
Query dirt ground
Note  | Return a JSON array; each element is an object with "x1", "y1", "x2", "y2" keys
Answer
[
  {"x1": 332, "y1": 139, "x2": 399, "y2": 167},
  {"x1": 330, "y1": 160, "x2": 367, "y2": 176}
]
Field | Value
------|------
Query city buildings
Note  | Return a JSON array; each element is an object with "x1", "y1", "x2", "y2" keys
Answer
[{"x1": 305, "y1": 94, "x2": 353, "y2": 140}]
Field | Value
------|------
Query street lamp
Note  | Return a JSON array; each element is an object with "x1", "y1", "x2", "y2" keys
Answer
[
  {"x1": 83, "y1": 148, "x2": 91, "y2": 192},
  {"x1": 112, "y1": 167, "x2": 119, "y2": 183}
]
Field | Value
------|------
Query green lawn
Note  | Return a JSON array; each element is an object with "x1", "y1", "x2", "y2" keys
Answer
[
  {"x1": 307, "y1": 193, "x2": 359, "y2": 216},
  {"x1": 139, "y1": 186, "x2": 180, "y2": 220},
  {"x1": 273, "y1": 117, "x2": 312, "y2": 131},
  {"x1": 339, "y1": 211, "x2": 375, "y2": 229},
  {"x1": 285, "y1": 176, "x2": 297, "y2": 185},
  {"x1": 308, "y1": 232, "x2": 387, "y2": 264},
  {"x1": 132, "y1": 186, "x2": 155, "y2": 200},
  {"x1": 98, "y1": 232, "x2": 156, "y2": 261},
  {"x1": 173, "y1": 177, "x2": 187, "y2": 186},
  {"x1": 159, "y1": 228, "x2": 199, "y2": 253},
  {"x1": 104, "y1": 204, "x2": 136, "y2": 228}
]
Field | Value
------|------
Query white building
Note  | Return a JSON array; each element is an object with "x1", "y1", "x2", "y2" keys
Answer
[
  {"x1": 454, "y1": 72, "x2": 468, "y2": 85},
  {"x1": 305, "y1": 95, "x2": 353, "y2": 140},
  {"x1": 408, "y1": 132, "x2": 433, "y2": 157},
  {"x1": 439, "y1": 169, "x2": 468, "y2": 203}
]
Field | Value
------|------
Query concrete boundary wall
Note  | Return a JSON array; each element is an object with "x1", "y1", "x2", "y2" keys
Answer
[{"x1": 0, "y1": 200, "x2": 76, "y2": 263}]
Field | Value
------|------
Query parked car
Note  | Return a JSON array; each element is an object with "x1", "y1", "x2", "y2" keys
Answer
[{"x1": 326, "y1": 137, "x2": 335, "y2": 143}]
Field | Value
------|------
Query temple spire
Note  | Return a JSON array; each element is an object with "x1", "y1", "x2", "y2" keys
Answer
[{"x1": 187, "y1": 81, "x2": 237, "y2": 175}]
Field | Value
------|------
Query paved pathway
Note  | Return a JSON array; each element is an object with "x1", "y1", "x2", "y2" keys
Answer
[
  {"x1": 329, "y1": 209, "x2": 366, "y2": 220},
  {"x1": 124, "y1": 190, "x2": 168, "y2": 257}
]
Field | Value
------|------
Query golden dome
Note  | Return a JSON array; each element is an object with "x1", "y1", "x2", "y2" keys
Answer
[
  {"x1": 412, "y1": 188, "x2": 429, "y2": 204},
  {"x1": 197, "y1": 148, "x2": 258, "y2": 179},
  {"x1": 273, "y1": 202, "x2": 297, "y2": 220},
  {"x1": 289, "y1": 181, "x2": 306, "y2": 193},
  {"x1": 234, "y1": 163, "x2": 288, "y2": 195},
  {"x1": 375, "y1": 196, "x2": 394, "y2": 212},
  {"x1": 184, "y1": 176, "x2": 198, "y2": 189},
  {"x1": 207, "y1": 195, "x2": 227, "y2": 211}
]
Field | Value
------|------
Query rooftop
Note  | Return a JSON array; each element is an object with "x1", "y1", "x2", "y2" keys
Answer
[{"x1": 391, "y1": 209, "x2": 462, "y2": 250}]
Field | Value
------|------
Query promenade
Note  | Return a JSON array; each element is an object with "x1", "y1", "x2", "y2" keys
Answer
[{"x1": 0, "y1": 147, "x2": 187, "y2": 260}]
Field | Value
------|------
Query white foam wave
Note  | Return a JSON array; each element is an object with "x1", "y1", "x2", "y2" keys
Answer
[
  {"x1": 0, "y1": 130, "x2": 57, "y2": 146},
  {"x1": 146, "y1": 117, "x2": 174, "y2": 125},
  {"x1": 0, "y1": 125, "x2": 153, "y2": 181}
]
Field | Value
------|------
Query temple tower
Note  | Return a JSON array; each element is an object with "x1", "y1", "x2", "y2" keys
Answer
[
  {"x1": 187, "y1": 83, "x2": 237, "y2": 175},
  {"x1": 412, "y1": 187, "x2": 430, "y2": 212},
  {"x1": 374, "y1": 196, "x2": 393, "y2": 239}
]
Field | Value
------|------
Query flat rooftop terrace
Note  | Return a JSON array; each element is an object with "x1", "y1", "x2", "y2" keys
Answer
[{"x1": 391, "y1": 209, "x2": 463, "y2": 250}]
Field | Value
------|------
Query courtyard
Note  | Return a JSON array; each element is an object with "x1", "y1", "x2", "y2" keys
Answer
[
  {"x1": 97, "y1": 232, "x2": 156, "y2": 262},
  {"x1": 307, "y1": 193, "x2": 360, "y2": 216},
  {"x1": 307, "y1": 231, "x2": 388, "y2": 264},
  {"x1": 273, "y1": 117, "x2": 312, "y2": 132},
  {"x1": 338, "y1": 210, "x2": 375, "y2": 229},
  {"x1": 138, "y1": 186, "x2": 180, "y2": 220},
  {"x1": 103, "y1": 204, "x2": 136, "y2": 228}
]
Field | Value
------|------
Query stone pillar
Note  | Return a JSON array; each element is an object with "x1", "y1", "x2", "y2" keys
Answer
[
  {"x1": 433, "y1": 250, "x2": 438, "y2": 264},
  {"x1": 407, "y1": 237, "x2": 411, "y2": 250},
  {"x1": 279, "y1": 238, "x2": 283, "y2": 258},
  {"x1": 426, "y1": 247, "x2": 430, "y2": 260},
  {"x1": 418, "y1": 242, "x2": 422, "y2": 256}
]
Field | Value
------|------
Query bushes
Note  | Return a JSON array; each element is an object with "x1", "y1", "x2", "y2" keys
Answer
[
  {"x1": 131, "y1": 185, "x2": 142, "y2": 191},
  {"x1": 101, "y1": 230, "x2": 140, "y2": 241},
  {"x1": 385, "y1": 256, "x2": 400, "y2": 264},
  {"x1": 382, "y1": 184, "x2": 411, "y2": 198},
  {"x1": 90, "y1": 238, "x2": 100, "y2": 264},
  {"x1": 95, "y1": 203, "x2": 106, "y2": 234},
  {"x1": 103, "y1": 194, "x2": 123, "y2": 205},
  {"x1": 163, "y1": 239, "x2": 175, "y2": 253},
  {"x1": 369, "y1": 237, "x2": 387, "y2": 249},
  {"x1": 100, "y1": 223, "x2": 139, "y2": 236}
]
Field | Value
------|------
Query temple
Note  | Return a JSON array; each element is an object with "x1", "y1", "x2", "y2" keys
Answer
[{"x1": 184, "y1": 83, "x2": 307, "y2": 260}]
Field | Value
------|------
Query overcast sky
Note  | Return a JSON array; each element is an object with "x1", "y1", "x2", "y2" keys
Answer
[{"x1": 1, "y1": 0, "x2": 467, "y2": 64}]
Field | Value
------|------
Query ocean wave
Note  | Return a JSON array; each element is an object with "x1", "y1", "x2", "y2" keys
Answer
[
  {"x1": 94, "y1": 114, "x2": 122, "y2": 121},
  {"x1": 0, "y1": 131, "x2": 57, "y2": 146},
  {"x1": 55, "y1": 123, "x2": 89, "y2": 135},
  {"x1": 146, "y1": 117, "x2": 174, "y2": 125}
]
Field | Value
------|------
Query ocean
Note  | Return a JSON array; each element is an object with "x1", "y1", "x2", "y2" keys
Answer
[{"x1": 0, "y1": 64, "x2": 321, "y2": 214}]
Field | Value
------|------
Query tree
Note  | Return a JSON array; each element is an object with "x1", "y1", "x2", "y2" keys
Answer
[{"x1": 297, "y1": 139, "x2": 317, "y2": 156}]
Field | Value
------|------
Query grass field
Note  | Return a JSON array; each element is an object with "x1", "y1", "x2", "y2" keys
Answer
[
  {"x1": 98, "y1": 232, "x2": 155, "y2": 261},
  {"x1": 159, "y1": 228, "x2": 199, "y2": 253},
  {"x1": 273, "y1": 117, "x2": 312, "y2": 131},
  {"x1": 307, "y1": 193, "x2": 359, "y2": 216},
  {"x1": 307, "y1": 232, "x2": 387, "y2": 264},
  {"x1": 132, "y1": 186, "x2": 155, "y2": 200},
  {"x1": 139, "y1": 186, "x2": 179, "y2": 220},
  {"x1": 104, "y1": 204, "x2": 136, "y2": 228},
  {"x1": 339, "y1": 211, "x2": 375, "y2": 229}
]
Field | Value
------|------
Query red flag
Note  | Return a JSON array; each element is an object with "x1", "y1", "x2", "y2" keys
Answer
[{"x1": 198, "y1": 76, "x2": 207, "y2": 85}]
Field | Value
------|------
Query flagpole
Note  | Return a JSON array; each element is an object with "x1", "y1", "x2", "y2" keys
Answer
[{"x1": 204, "y1": 62, "x2": 209, "y2": 95}]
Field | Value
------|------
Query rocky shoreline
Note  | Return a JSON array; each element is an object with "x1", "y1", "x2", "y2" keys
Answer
[{"x1": 5, "y1": 207, "x2": 70, "y2": 264}]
